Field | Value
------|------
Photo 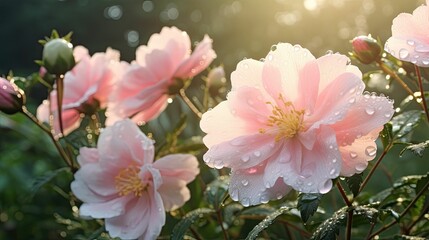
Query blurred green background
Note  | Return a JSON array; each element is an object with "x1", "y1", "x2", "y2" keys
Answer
[{"x1": 0, "y1": 0, "x2": 427, "y2": 239}]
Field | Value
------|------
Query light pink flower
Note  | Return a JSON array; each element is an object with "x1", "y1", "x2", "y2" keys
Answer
[
  {"x1": 37, "y1": 46, "x2": 124, "y2": 136},
  {"x1": 71, "y1": 119, "x2": 199, "y2": 240},
  {"x1": 106, "y1": 26, "x2": 216, "y2": 125},
  {"x1": 200, "y1": 43, "x2": 394, "y2": 206},
  {"x1": 384, "y1": 0, "x2": 429, "y2": 67}
]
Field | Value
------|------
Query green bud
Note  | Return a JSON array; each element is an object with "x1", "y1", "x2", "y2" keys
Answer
[
  {"x1": 351, "y1": 35, "x2": 382, "y2": 64},
  {"x1": 42, "y1": 38, "x2": 75, "y2": 75},
  {"x1": 0, "y1": 77, "x2": 25, "y2": 114}
]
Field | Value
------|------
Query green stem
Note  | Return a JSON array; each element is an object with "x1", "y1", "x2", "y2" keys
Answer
[
  {"x1": 377, "y1": 60, "x2": 416, "y2": 98},
  {"x1": 336, "y1": 182, "x2": 352, "y2": 207},
  {"x1": 358, "y1": 142, "x2": 393, "y2": 194},
  {"x1": 346, "y1": 210, "x2": 353, "y2": 240},
  {"x1": 367, "y1": 179, "x2": 429, "y2": 239},
  {"x1": 56, "y1": 74, "x2": 65, "y2": 135},
  {"x1": 21, "y1": 107, "x2": 73, "y2": 170},
  {"x1": 415, "y1": 65, "x2": 429, "y2": 122},
  {"x1": 179, "y1": 89, "x2": 202, "y2": 119}
]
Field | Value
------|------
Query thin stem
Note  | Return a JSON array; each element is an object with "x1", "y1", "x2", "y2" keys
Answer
[
  {"x1": 368, "y1": 179, "x2": 429, "y2": 239},
  {"x1": 415, "y1": 65, "x2": 429, "y2": 122},
  {"x1": 216, "y1": 209, "x2": 229, "y2": 240},
  {"x1": 336, "y1": 182, "x2": 352, "y2": 207},
  {"x1": 359, "y1": 143, "x2": 393, "y2": 194},
  {"x1": 179, "y1": 89, "x2": 202, "y2": 119},
  {"x1": 377, "y1": 60, "x2": 415, "y2": 97},
  {"x1": 21, "y1": 107, "x2": 73, "y2": 170},
  {"x1": 365, "y1": 223, "x2": 376, "y2": 239},
  {"x1": 346, "y1": 210, "x2": 353, "y2": 240},
  {"x1": 56, "y1": 74, "x2": 65, "y2": 135}
]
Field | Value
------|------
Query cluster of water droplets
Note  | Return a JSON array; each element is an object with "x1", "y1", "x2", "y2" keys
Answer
[{"x1": 385, "y1": 39, "x2": 429, "y2": 66}]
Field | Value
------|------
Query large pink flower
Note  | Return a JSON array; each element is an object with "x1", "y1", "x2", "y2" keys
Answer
[
  {"x1": 200, "y1": 43, "x2": 394, "y2": 206},
  {"x1": 71, "y1": 119, "x2": 199, "y2": 240},
  {"x1": 384, "y1": 0, "x2": 429, "y2": 67},
  {"x1": 37, "y1": 46, "x2": 124, "y2": 136},
  {"x1": 106, "y1": 26, "x2": 216, "y2": 125}
]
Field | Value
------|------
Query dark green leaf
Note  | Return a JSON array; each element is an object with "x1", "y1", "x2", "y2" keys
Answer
[
  {"x1": 391, "y1": 110, "x2": 423, "y2": 142},
  {"x1": 171, "y1": 208, "x2": 215, "y2": 240},
  {"x1": 400, "y1": 140, "x2": 429, "y2": 157},
  {"x1": 240, "y1": 205, "x2": 276, "y2": 217},
  {"x1": 379, "y1": 209, "x2": 400, "y2": 222},
  {"x1": 28, "y1": 167, "x2": 69, "y2": 199},
  {"x1": 353, "y1": 205, "x2": 379, "y2": 224},
  {"x1": 204, "y1": 176, "x2": 229, "y2": 209},
  {"x1": 415, "y1": 174, "x2": 429, "y2": 195},
  {"x1": 393, "y1": 235, "x2": 427, "y2": 240},
  {"x1": 245, "y1": 205, "x2": 291, "y2": 240},
  {"x1": 380, "y1": 122, "x2": 393, "y2": 148},
  {"x1": 311, "y1": 207, "x2": 347, "y2": 240},
  {"x1": 345, "y1": 173, "x2": 363, "y2": 197},
  {"x1": 298, "y1": 193, "x2": 322, "y2": 223}
]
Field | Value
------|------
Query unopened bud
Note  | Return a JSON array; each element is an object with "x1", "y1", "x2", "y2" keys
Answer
[
  {"x1": 351, "y1": 35, "x2": 382, "y2": 64},
  {"x1": 42, "y1": 38, "x2": 75, "y2": 74},
  {"x1": 206, "y1": 66, "x2": 226, "y2": 96},
  {"x1": 0, "y1": 77, "x2": 25, "y2": 114}
]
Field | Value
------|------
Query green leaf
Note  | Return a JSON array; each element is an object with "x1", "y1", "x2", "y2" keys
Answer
[
  {"x1": 415, "y1": 174, "x2": 429, "y2": 194},
  {"x1": 204, "y1": 176, "x2": 229, "y2": 209},
  {"x1": 240, "y1": 205, "x2": 276, "y2": 217},
  {"x1": 311, "y1": 207, "x2": 347, "y2": 240},
  {"x1": 171, "y1": 208, "x2": 215, "y2": 240},
  {"x1": 391, "y1": 110, "x2": 423, "y2": 142},
  {"x1": 28, "y1": 167, "x2": 69, "y2": 199},
  {"x1": 379, "y1": 208, "x2": 400, "y2": 222},
  {"x1": 245, "y1": 205, "x2": 291, "y2": 240},
  {"x1": 393, "y1": 235, "x2": 428, "y2": 240},
  {"x1": 400, "y1": 140, "x2": 429, "y2": 157},
  {"x1": 353, "y1": 205, "x2": 379, "y2": 224},
  {"x1": 297, "y1": 193, "x2": 322, "y2": 223},
  {"x1": 380, "y1": 122, "x2": 393, "y2": 148},
  {"x1": 345, "y1": 173, "x2": 363, "y2": 197}
]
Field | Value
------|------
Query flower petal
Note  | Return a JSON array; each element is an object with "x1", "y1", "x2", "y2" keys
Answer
[
  {"x1": 153, "y1": 154, "x2": 200, "y2": 183},
  {"x1": 79, "y1": 196, "x2": 128, "y2": 219},
  {"x1": 77, "y1": 147, "x2": 99, "y2": 165},
  {"x1": 231, "y1": 59, "x2": 264, "y2": 91},
  {"x1": 156, "y1": 178, "x2": 190, "y2": 211}
]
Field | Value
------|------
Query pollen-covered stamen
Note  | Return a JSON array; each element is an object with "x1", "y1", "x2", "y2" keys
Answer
[
  {"x1": 260, "y1": 94, "x2": 305, "y2": 141},
  {"x1": 115, "y1": 165, "x2": 147, "y2": 197}
]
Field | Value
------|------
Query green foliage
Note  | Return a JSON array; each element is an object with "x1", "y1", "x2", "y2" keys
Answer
[
  {"x1": 171, "y1": 208, "x2": 215, "y2": 240},
  {"x1": 345, "y1": 173, "x2": 363, "y2": 197},
  {"x1": 311, "y1": 207, "x2": 347, "y2": 240},
  {"x1": 245, "y1": 205, "x2": 291, "y2": 240},
  {"x1": 28, "y1": 167, "x2": 69, "y2": 200},
  {"x1": 390, "y1": 110, "x2": 424, "y2": 142},
  {"x1": 204, "y1": 176, "x2": 229, "y2": 209},
  {"x1": 298, "y1": 193, "x2": 323, "y2": 223}
]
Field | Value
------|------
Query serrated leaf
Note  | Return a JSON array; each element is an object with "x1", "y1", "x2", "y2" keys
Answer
[
  {"x1": 393, "y1": 235, "x2": 427, "y2": 240},
  {"x1": 28, "y1": 167, "x2": 69, "y2": 199},
  {"x1": 311, "y1": 207, "x2": 347, "y2": 240},
  {"x1": 240, "y1": 205, "x2": 276, "y2": 216},
  {"x1": 380, "y1": 123, "x2": 393, "y2": 148},
  {"x1": 245, "y1": 205, "x2": 291, "y2": 240},
  {"x1": 391, "y1": 110, "x2": 423, "y2": 142},
  {"x1": 171, "y1": 208, "x2": 214, "y2": 240},
  {"x1": 204, "y1": 176, "x2": 229, "y2": 209},
  {"x1": 346, "y1": 173, "x2": 363, "y2": 197},
  {"x1": 298, "y1": 193, "x2": 322, "y2": 223},
  {"x1": 354, "y1": 205, "x2": 379, "y2": 224},
  {"x1": 400, "y1": 140, "x2": 429, "y2": 157}
]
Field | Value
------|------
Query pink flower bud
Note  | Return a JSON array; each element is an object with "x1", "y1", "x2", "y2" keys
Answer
[
  {"x1": 0, "y1": 77, "x2": 25, "y2": 114},
  {"x1": 206, "y1": 66, "x2": 227, "y2": 96},
  {"x1": 351, "y1": 35, "x2": 382, "y2": 64},
  {"x1": 42, "y1": 39, "x2": 75, "y2": 74}
]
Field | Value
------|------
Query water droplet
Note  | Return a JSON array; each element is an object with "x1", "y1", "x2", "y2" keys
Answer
[
  {"x1": 203, "y1": 156, "x2": 211, "y2": 163},
  {"x1": 267, "y1": 54, "x2": 273, "y2": 61},
  {"x1": 332, "y1": 158, "x2": 337, "y2": 163},
  {"x1": 329, "y1": 145, "x2": 334, "y2": 149},
  {"x1": 407, "y1": 40, "x2": 415, "y2": 46},
  {"x1": 293, "y1": 45, "x2": 301, "y2": 51},
  {"x1": 307, "y1": 182, "x2": 313, "y2": 186},
  {"x1": 214, "y1": 161, "x2": 224, "y2": 169},
  {"x1": 231, "y1": 138, "x2": 245, "y2": 146},
  {"x1": 349, "y1": 87, "x2": 356, "y2": 94},
  {"x1": 384, "y1": 112, "x2": 392, "y2": 118},
  {"x1": 334, "y1": 111, "x2": 340, "y2": 116},
  {"x1": 365, "y1": 107, "x2": 375, "y2": 115},
  {"x1": 422, "y1": 59, "x2": 429, "y2": 65},
  {"x1": 276, "y1": 192, "x2": 283, "y2": 200},
  {"x1": 329, "y1": 169, "x2": 336, "y2": 175},
  {"x1": 270, "y1": 45, "x2": 277, "y2": 51},
  {"x1": 399, "y1": 49, "x2": 409, "y2": 59},
  {"x1": 241, "y1": 155, "x2": 250, "y2": 162},
  {"x1": 241, "y1": 179, "x2": 249, "y2": 186},
  {"x1": 260, "y1": 194, "x2": 270, "y2": 204},
  {"x1": 365, "y1": 146, "x2": 377, "y2": 157},
  {"x1": 326, "y1": 50, "x2": 334, "y2": 55},
  {"x1": 243, "y1": 63, "x2": 249, "y2": 69},
  {"x1": 319, "y1": 180, "x2": 332, "y2": 194},
  {"x1": 350, "y1": 152, "x2": 358, "y2": 159},
  {"x1": 253, "y1": 151, "x2": 261, "y2": 157},
  {"x1": 265, "y1": 181, "x2": 271, "y2": 188},
  {"x1": 241, "y1": 198, "x2": 250, "y2": 207},
  {"x1": 230, "y1": 189, "x2": 239, "y2": 201},
  {"x1": 348, "y1": 97, "x2": 356, "y2": 103},
  {"x1": 355, "y1": 163, "x2": 367, "y2": 172}
]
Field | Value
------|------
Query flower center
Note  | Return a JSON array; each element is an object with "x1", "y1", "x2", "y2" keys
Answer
[
  {"x1": 260, "y1": 94, "x2": 305, "y2": 141},
  {"x1": 115, "y1": 166, "x2": 146, "y2": 197}
]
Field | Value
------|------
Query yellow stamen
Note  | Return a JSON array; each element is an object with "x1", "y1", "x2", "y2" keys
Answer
[
  {"x1": 115, "y1": 166, "x2": 146, "y2": 197},
  {"x1": 261, "y1": 94, "x2": 305, "y2": 141}
]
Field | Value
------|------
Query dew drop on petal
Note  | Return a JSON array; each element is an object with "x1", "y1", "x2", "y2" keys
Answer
[
  {"x1": 267, "y1": 54, "x2": 273, "y2": 61},
  {"x1": 241, "y1": 155, "x2": 250, "y2": 162},
  {"x1": 260, "y1": 194, "x2": 270, "y2": 204},
  {"x1": 422, "y1": 59, "x2": 429, "y2": 65},
  {"x1": 253, "y1": 151, "x2": 261, "y2": 157},
  {"x1": 276, "y1": 192, "x2": 283, "y2": 200},
  {"x1": 355, "y1": 163, "x2": 367, "y2": 172},
  {"x1": 399, "y1": 49, "x2": 409, "y2": 59},
  {"x1": 348, "y1": 97, "x2": 356, "y2": 103},
  {"x1": 384, "y1": 112, "x2": 392, "y2": 118},
  {"x1": 319, "y1": 180, "x2": 332, "y2": 194},
  {"x1": 230, "y1": 189, "x2": 239, "y2": 201},
  {"x1": 214, "y1": 161, "x2": 224, "y2": 169},
  {"x1": 365, "y1": 146, "x2": 377, "y2": 157},
  {"x1": 365, "y1": 107, "x2": 375, "y2": 115},
  {"x1": 407, "y1": 40, "x2": 415, "y2": 46},
  {"x1": 350, "y1": 152, "x2": 358, "y2": 159},
  {"x1": 241, "y1": 179, "x2": 249, "y2": 186},
  {"x1": 332, "y1": 158, "x2": 337, "y2": 163},
  {"x1": 241, "y1": 198, "x2": 250, "y2": 207},
  {"x1": 329, "y1": 169, "x2": 336, "y2": 176}
]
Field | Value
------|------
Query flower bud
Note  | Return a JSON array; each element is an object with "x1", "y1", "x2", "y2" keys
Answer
[
  {"x1": 351, "y1": 35, "x2": 382, "y2": 64},
  {"x1": 206, "y1": 66, "x2": 226, "y2": 96},
  {"x1": 42, "y1": 38, "x2": 75, "y2": 74},
  {"x1": 0, "y1": 77, "x2": 25, "y2": 114}
]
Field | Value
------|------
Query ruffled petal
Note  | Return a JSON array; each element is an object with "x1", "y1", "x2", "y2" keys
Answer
[
  {"x1": 73, "y1": 163, "x2": 118, "y2": 197},
  {"x1": 156, "y1": 177, "x2": 190, "y2": 211},
  {"x1": 79, "y1": 196, "x2": 128, "y2": 219},
  {"x1": 77, "y1": 147, "x2": 99, "y2": 165},
  {"x1": 153, "y1": 154, "x2": 199, "y2": 183},
  {"x1": 231, "y1": 59, "x2": 264, "y2": 91}
]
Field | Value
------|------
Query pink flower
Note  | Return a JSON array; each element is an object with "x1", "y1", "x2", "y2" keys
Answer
[
  {"x1": 200, "y1": 43, "x2": 394, "y2": 206},
  {"x1": 106, "y1": 26, "x2": 216, "y2": 125},
  {"x1": 37, "y1": 46, "x2": 123, "y2": 136},
  {"x1": 0, "y1": 77, "x2": 25, "y2": 114},
  {"x1": 71, "y1": 119, "x2": 199, "y2": 240},
  {"x1": 385, "y1": 0, "x2": 429, "y2": 67}
]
